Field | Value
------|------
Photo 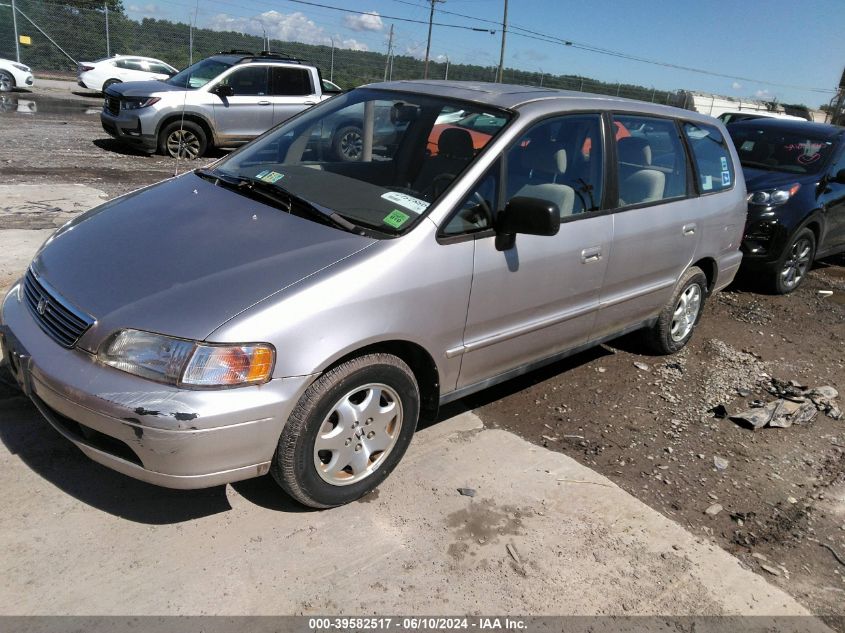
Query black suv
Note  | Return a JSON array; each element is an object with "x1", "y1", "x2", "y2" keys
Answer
[{"x1": 728, "y1": 118, "x2": 845, "y2": 293}]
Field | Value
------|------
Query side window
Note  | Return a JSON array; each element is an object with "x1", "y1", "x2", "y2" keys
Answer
[
  {"x1": 148, "y1": 62, "x2": 173, "y2": 75},
  {"x1": 614, "y1": 114, "x2": 688, "y2": 207},
  {"x1": 270, "y1": 67, "x2": 314, "y2": 96},
  {"x1": 221, "y1": 67, "x2": 268, "y2": 96},
  {"x1": 442, "y1": 163, "x2": 499, "y2": 236},
  {"x1": 505, "y1": 113, "x2": 604, "y2": 217},
  {"x1": 683, "y1": 122, "x2": 735, "y2": 193}
]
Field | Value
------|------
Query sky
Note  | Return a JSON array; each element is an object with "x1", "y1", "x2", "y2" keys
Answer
[{"x1": 125, "y1": 0, "x2": 845, "y2": 108}]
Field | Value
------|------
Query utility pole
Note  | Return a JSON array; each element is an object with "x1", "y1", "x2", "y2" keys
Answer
[
  {"x1": 496, "y1": 0, "x2": 508, "y2": 83},
  {"x1": 423, "y1": 0, "x2": 443, "y2": 79},
  {"x1": 384, "y1": 24, "x2": 394, "y2": 81},
  {"x1": 444, "y1": 55, "x2": 449, "y2": 80},
  {"x1": 11, "y1": 0, "x2": 20, "y2": 62},
  {"x1": 329, "y1": 37, "x2": 335, "y2": 81}
]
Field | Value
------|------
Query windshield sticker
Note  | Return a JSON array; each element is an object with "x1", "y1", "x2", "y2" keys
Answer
[
  {"x1": 381, "y1": 191, "x2": 428, "y2": 214},
  {"x1": 257, "y1": 170, "x2": 285, "y2": 184},
  {"x1": 740, "y1": 141, "x2": 755, "y2": 152},
  {"x1": 702, "y1": 175, "x2": 713, "y2": 191},
  {"x1": 721, "y1": 171, "x2": 731, "y2": 186},
  {"x1": 720, "y1": 156, "x2": 728, "y2": 171},
  {"x1": 383, "y1": 209, "x2": 411, "y2": 229}
]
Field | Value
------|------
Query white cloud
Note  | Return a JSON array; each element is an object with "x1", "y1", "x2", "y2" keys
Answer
[
  {"x1": 755, "y1": 89, "x2": 771, "y2": 98},
  {"x1": 731, "y1": 81, "x2": 742, "y2": 90},
  {"x1": 204, "y1": 10, "x2": 368, "y2": 51},
  {"x1": 513, "y1": 49, "x2": 548, "y2": 63},
  {"x1": 127, "y1": 3, "x2": 158, "y2": 16},
  {"x1": 343, "y1": 11, "x2": 383, "y2": 32}
]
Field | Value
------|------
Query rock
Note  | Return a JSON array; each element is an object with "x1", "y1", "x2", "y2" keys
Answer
[
  {"x1": 633, "y1": 362, "x2": 650, "y2": 371},
  {"x1": 818, "y1": 290, "x2": 834, "y2": 297},
  {"x1": 457, "y1": 488, "x2": 476, "y2": 497},
  {"x1": 713, "y1": 456, "x2": 729, "y2": 471},
  {"x1": 752, "y1": 552, "x2": 768, "y2": 561},
  {"x1": 705, "y1": 503, "x2": 723, "y2": 516},
  {"x1": 828, "y1": 406, "x2": 843, "y2": 421},
  {"x1": 787, "y1": 496, "x2": 798, "y2": 504},
  {"x1": 737, "y1": 388, "x2": 751, "y2": 397},
  {"x1": 760, "y1": 564, "x2": 781, "y2": 576},
  {"x1": 731, "y1": 401, "x2": 781, "y2": 429},
  {"x1": 597, "y1": 367, "x2": 607, "y2": 373},
  {"x1": 506, "y1": 543, "x2": 521, "y2": 565},
  {"x1": 792, "y1": 402, "x2": 819, "y2": 425}
]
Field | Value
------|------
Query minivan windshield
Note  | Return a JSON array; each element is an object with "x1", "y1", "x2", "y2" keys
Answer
[
  {"x1": 729, "y1": 126, "x2": 834, "y2": 174},
  {"x1": 166, "y1": 58, "x2": 233, "y2": 89},
  {"x1": 212, "y1": 88, "x2": 512, "y2": 235}
]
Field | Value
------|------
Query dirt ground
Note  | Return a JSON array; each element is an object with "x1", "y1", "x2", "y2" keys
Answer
[{"x1": 1, "y1": 88, "x2": 844, "y2": 621}]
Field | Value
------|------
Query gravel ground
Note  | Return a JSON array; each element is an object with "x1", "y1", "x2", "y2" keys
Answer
[{"x1": 1, "y1": 89, "x2": 844, "y2": 622}]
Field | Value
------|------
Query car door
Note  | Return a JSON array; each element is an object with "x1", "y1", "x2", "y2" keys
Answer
[
  {"x1": 592, "y1": 113, "x2": 701, "y2": 341},
  {"x1": 453, "y1": 113, "x2": 612, "y2": 389},
  {"x1": 211, "y1": 66, "x2": 274, "y2": 142},
  {"x1": 269, "y1": 66, "x2": 319, "y2": 126},
  {"x1": 819, "y1": 144, "x2": 845, "y2": 251}
]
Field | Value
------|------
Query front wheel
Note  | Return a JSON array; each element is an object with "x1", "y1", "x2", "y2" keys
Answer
[
  {"x1": 771, "y1": 227, "x2": 815, "y2": 294},
  {"x1": 642, "y1": 266, "x2": 707, "y2": 355},
  {"x1": 271, "y1": 353, "x2": 420, "y2": 508},
  {"x1": 158, "y1": 120, "x2": 207, "y2": 159},
  {"x1": 331, "y1": 125, "x2": 363, "y2": 161},
  {"x1": 0, "y1": 71, "x2": 15, "y2": 93}
]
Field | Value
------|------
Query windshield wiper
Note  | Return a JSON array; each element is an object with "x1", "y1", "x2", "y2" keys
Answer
[{"x1": 194, "y1": 168, "x2": 360, "y2": 232}]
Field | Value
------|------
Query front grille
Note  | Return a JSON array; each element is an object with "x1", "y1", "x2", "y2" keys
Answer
[
  {"x1": 23, "y1": 269, "x2": 94, "y2": 349},
  {"x1": 105, "y1": 95, "x2": 120, "y2": 116}
]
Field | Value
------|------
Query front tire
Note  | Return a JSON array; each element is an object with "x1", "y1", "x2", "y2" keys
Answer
[
  {"x1": 0, "y1": 71, "x2": 15, "y2": 93},
  {"x1": 272, "y1": 353, "x2": 420, "y2": 508},
  {"x1": 158, "y1": 120, "x2": 207, "y2": 159},
  {"x1": 771, "y1": 227, "x2": 815, "y2": 294},
  {"x1": 643, "y1": 266, "x2": 707, "y2": 355},
  {"x1": 331, "y1": 125, "x2": 364, "y2": 161}
]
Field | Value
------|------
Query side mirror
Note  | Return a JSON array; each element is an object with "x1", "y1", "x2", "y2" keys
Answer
[
  {"x1": 212, "y1": 84, "x2": 234, "y2": 98},
  {"x1": 494, "y1": 196, "x2": 560, "y2": 251},
  {"x1": 833, "y1": 169, "x2": 845, "y2": 185}
]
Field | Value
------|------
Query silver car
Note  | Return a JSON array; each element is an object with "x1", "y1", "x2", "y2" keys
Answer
[{"x1": 1, "y1": 81, "x2": 746, "y2": 507}]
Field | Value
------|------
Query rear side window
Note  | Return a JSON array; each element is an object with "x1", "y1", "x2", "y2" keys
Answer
[
  {"x1": 613, "y1": 115, "x2": 688, "y2": 207},
  {"x1": 115, "y1": 59, "x2": 145, "y2": 71},
  {"x1": 271, "y1": 67, "x2": 314, "y2": 96},
  {"x1": 683, "y1": 122, "x2": 735, "y2": 193}
]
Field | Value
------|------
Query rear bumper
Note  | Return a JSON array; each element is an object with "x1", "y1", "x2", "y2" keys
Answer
[
  {"x1": 1, "y1": 282, "x2": 316, "y2": 489},
  {"x1": 713, "y1": 250, "x2": 744, "y2": 293}
]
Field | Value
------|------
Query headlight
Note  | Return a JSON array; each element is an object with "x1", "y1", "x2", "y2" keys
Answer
[
  {"x1": 98, "y1": 329, "x2": 275, "y2": 388},
  {"x1": 12, "y1": 63, "x2": 29, "y2": 72},
  {"x1": 121, "y1": 97, "x2": 160, "y2": 110},
  {"x1": 747, "y1": 184, "x2": 800, "y2": 208}
]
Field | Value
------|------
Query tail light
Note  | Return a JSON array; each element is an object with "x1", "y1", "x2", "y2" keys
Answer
[{"x1": 79, "y1": 65, "x2": 95, "y2": 72}]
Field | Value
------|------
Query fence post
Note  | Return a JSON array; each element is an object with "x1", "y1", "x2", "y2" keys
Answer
[
  {"x1": 11, "y1": 0, "x2": 20, "y2": 62},
  {"x1": 104, "y1": 2, "x2": 110, "y2": 57}
]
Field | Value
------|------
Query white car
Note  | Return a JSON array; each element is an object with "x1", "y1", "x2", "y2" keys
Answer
[
  {"x1": 77, "y1": 55, "x2": 177, "y2": 93},
  {"x1": 0, "y1": 58, "x2": 34, "y2": 92}
]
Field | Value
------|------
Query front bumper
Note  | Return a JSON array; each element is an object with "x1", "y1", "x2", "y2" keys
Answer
[
  {"x1": 100, "y1": 109, "x2": 159, "y2": 152},
  {"x1": 1, "y1": 283, "x2": 315, "y2": 489},
  {"x1": 23, "y1": 73, "x2": 34, "y2": 87}
]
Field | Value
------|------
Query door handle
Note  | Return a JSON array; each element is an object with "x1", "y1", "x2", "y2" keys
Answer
[
  {"x1": 257, "y1": 101, "x2": 271, "y2": 106},
  {"x1": 682, "y1": 223, "x2": 697, "y2": 236},
  {"x1": 581, "y1": 247, "x2": 602, "y2": 263}
]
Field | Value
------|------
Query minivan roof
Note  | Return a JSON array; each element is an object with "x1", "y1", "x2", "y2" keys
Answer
[
  {"x1": 726, "y1": 117, "x2": 843, "y2": 138},
  {"x1": 365, "y1": 80, "x2": 721, "y2": 124}
]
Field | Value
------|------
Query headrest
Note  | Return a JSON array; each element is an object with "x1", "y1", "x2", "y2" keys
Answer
[
  {"x1": 522, "y1": 139, "x2": 568, "y2": 175},
  {"x1": 618, "y1": 137, "x2": 652, "y2": 165},
  {"x1": 438, "y1": 128, "x2": 475, "y2": 160}
]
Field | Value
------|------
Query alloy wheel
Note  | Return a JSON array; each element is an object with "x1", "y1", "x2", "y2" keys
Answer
[
  {"x1": 166, "y1": 129, "x2": 201, "y2": 159},
  {"x1": 780, "y1": 236, "x2": 812, "y2": 291},
  {"x1": 670, "y1": 284, "x2": 701, "y2": 342}
]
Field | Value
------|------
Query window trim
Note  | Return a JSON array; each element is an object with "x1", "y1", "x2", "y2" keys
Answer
[
  {"x1": 680, "y1": 119, "x2": 738, "y2": 198},
  {"x1": 607, "y1": 111, "x2": 697, "y2": 213}
]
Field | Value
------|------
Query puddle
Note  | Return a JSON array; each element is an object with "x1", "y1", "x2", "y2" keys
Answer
[
  {"x1": 830, "y1": 292, "x2": 845, "y2": 306},
  {"x1": 0, "y1": 94, "x2": 101, "y2": 116}
]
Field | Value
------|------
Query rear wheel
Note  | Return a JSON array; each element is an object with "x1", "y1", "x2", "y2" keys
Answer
[
  {"x1": 271, "y1": 353, "x2": 419, "y2": 508},
  {"x1": 158, "y1": 120, "x2": 207, "y2": 159},
  {"x1": 102, "y1": 78, "x2": 121, "y2": 92},
  {"x1": 331, "y1": 125, "x2": 363, "y2": 161},
  {"x1": 0, "y1": 71, "x2": 15, "y2": 93},
  {"x1": 771, "y1": 227, "x2": 815, "y2": 294},
  {"x1": 642, "y1": 266, "x2": 707, "y2": 354}
]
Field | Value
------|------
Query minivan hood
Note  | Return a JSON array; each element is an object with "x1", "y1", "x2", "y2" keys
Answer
[
  {"x1": 32, "y1": 174, "x2": 375, "y2": 351},
  {"x1": 741, "y1": 166, "x2": 817, "y2": 193},
  {"x1": 106, "y1": 79, "x2": 185, "y2": 97}
]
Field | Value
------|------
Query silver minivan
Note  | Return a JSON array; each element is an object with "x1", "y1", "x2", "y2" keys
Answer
[{"x1": 0, "y1": 81, "x2": 746, "y2": 507}]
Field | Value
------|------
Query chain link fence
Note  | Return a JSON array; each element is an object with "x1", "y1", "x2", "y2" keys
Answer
[{"x1": 0, "y1": 0, "x2": 681, "y2": 106}]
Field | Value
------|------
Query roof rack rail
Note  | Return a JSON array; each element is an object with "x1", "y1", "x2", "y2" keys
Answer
[
  {"x1": 234, "y1": 51, "x2": 307, "y2": 65},
  {"x1": 218, "y1": 49, "x2": 255, "y2": 56}
]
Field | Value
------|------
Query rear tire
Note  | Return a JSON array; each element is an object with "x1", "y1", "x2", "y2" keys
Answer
[
  {"x1": 331, "y1": 125, "x2": 364, "y2": 161},
  {"x1": 158, "y1": 120, "x2": 207, "y2": 159},
  {"x1": 642, "y1": 266, "x2": 707, "y2": 355},
  {"x1": 770, "y1": 227, "x2": 815, "y2": 294},
  {"x1": 0, "y1": 71, "x2": 15, "y2": 93},
  {"x1": 102, "y1": 78, "x2": 121, "y2": 92},
  {"x1": 271, "y1": 353, "x2": 419, "y2": 508}
]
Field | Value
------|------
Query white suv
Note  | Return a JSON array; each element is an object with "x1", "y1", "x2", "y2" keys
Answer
[
  {"x1": 100, "y1": 51, "x2": 331, "y2": 159},
  {"x1": 78, "y1": 55, "x2": 177, "y2": 93}
]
